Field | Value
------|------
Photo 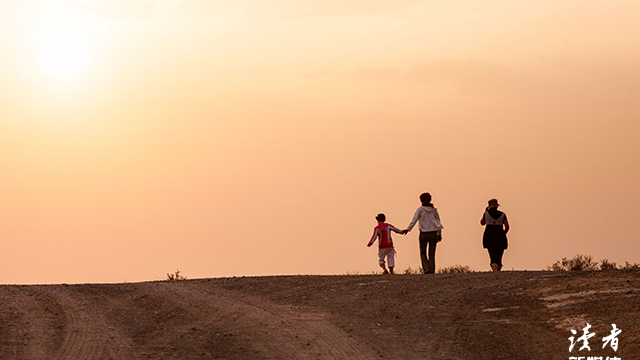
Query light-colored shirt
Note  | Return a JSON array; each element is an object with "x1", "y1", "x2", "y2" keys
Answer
[
  {"x1": 406, "y1": 206, "x2": 444, "y2": 232},
  {"x1": 484, "y1": 210, "x2": 506, "y2": 226}
]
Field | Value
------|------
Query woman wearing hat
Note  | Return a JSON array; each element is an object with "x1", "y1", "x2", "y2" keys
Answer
[{"x1": 480, "y1": 199, "x2": 510, "y2": 271}]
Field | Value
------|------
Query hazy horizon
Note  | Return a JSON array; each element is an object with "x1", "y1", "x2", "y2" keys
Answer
[{"x1": 1, "y1": 0, "x2": 639, "y2": 284}]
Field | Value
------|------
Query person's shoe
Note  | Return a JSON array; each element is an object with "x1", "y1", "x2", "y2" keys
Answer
[{"x1": 382, "y1": 269, "x2": 389, "y2": 275}]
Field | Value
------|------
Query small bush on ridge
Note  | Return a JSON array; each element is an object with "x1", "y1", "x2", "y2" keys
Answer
[
  {"x1": 547, "y1": 255, "x2": 640, "y2": 271},
  {"x1": 166, "y1": 270, "x2": 187, "y2": 281},
  {"x1": 403, "y1": 266, "x2": 424, "y2": 275},
  {"x1": 438, "y1": 265, "x2": 474, "y2": 274},
  {"x1": 547, "y1": 254, "x2": 599, "y2": 271},
  {"x1": 599, "y1": 259, "x2": 618, "y2": 270},
  {"x1": 620, "y1": 261, "x2": 640, "y2": 270}
]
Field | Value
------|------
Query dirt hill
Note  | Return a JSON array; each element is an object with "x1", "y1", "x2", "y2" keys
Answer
[{"x1": 1, "y1": 270, "x2": 638, "y2": 359}]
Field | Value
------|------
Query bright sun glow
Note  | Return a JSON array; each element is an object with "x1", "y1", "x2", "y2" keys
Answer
[{"x1": 30, "y1": 5, "x2": 109, "y2": 81}]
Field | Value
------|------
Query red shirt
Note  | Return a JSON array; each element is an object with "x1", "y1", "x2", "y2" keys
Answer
[{"x1": 368, "y1": 223, "x2": 402, "y2": 249}]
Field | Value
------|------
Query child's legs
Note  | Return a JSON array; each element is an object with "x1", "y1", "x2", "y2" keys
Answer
[
  {"x1": 377, "y1": 249, "x2": 388, "y2": 269},
  {"x1": 386, "y1": 249, "x2": 395, "y2": 269}
]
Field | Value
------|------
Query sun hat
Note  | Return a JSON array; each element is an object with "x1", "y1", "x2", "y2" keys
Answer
[{"x1": 488, "y1": 199, "x2": 500, "y2": 208}]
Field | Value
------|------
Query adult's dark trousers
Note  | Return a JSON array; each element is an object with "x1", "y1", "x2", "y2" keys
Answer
[
  {"x1": 419, "y1": 231, "x2": 439, "y2": 274},
  {"x1": 487, "y1": 247, "x2": 505, "y2": 267}
]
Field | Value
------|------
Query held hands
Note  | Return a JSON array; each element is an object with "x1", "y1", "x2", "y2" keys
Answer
[{"x1": 401, "y1": 229, "x2": 409, "y2": 235}]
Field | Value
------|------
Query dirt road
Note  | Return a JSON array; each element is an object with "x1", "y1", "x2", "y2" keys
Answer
[{"x1": 1, "y1": 270, "x2": 638, "y2": 359}]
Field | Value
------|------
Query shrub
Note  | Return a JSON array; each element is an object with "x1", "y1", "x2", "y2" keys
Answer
[
  {"x1": 548, "y1": 255, "x2": 640, "y2": 271},
  {"x1": 547, "y1": 254, "x2": 599, "y2": 271},
  {"x1": 166, "y1": 270, "x2": 187, "y2": 281},
  {"x1": 599, "y1": 259, "x2": 618, "y2": 270},
  {"x1": 403, "y1": 266, "x2": 424, "y2": 275},
  {"x1": 620, "y1": 261, "x2": 640, "y2": 270},
  {"x1": 345, "y1": 270, "x2": 378, "y2": 275},
  {"x1": 438, "y1": 265, "x2": 474, "y2": 274}
]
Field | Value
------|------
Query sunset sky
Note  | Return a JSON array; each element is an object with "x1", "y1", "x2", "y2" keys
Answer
[{"x1": 1, "y1": 0, "x2": 639, "y2": 284}]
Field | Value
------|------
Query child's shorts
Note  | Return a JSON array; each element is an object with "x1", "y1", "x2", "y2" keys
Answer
[{"x1": 378, "y1": 248, "x2": 396, "y2": 268}]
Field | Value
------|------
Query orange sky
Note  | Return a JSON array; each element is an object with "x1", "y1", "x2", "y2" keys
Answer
[{"x1": 1, "y1": 0, "x2": 639, "y2": 284}]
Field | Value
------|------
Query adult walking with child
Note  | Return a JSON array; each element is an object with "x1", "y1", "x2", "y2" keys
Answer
[{"x1": 403, "y1": 193, "x2": 444, "y2": 274}]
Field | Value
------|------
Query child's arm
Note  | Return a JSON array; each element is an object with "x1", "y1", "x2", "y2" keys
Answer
[
  {"x1": 367, "y1": 228, "x2": 379, "y2": 247},
  {"x1": 389, "y1": 225, "x2": 403, "y2": 234}
]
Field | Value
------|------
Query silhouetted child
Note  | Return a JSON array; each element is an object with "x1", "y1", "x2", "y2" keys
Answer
[{"x1": 367, "y1": 213, "x2": 403, "y2": 274}]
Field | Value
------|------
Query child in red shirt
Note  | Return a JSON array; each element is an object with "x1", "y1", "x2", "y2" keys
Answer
[{"x1": 367, "y1": 213, "x2": 403, "y2": 274}]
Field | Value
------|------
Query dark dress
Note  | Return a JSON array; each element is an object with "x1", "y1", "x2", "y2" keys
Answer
[{"x1": 482, "y1": 209, "x2": 508, "y2": 265}]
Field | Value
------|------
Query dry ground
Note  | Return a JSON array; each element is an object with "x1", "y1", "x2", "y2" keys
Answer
[{"x1": 1, "y1": 270, "x2": 638, "y2": 359}]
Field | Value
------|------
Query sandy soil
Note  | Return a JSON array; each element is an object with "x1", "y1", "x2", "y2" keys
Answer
[{"x1": 0, "y1": 269, "x2": 638, "y2": 359}]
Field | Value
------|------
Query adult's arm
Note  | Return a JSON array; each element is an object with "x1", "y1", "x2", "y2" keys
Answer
[
  {"x1": 405, "y1": 208, "x2": 421, "y2": 232},
  {"x1": 503, "y1": 218, "x2": 510, "y2": 234},
  {"x1": 480, "y1": 213, "x2": 486, "y2": 226}
]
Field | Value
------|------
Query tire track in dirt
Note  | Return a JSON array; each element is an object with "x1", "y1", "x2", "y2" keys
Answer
[
  {"x1": 0, "y1": 287, "x2": 59, "y2": 359},
  {"x1": 2, "y1": 271, "x2": 639, "y2": 359},
  {"x1": 154, "y1": 281, "x2": 378, "y2": 360},
  {"x1": 35, "y1": 286, "x2": 133, "y2": 360},
  {"x1": 283, "y1": 312, "x2": 374, "y2": 360}
]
